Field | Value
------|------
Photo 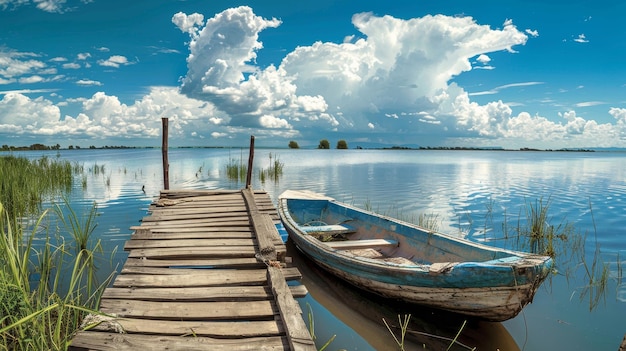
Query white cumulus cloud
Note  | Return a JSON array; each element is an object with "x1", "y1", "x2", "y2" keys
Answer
[{"x1": 98, "y1": 55, "x2": 130, "y2": 68}]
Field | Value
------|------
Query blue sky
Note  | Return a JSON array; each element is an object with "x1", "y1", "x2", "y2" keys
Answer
[{"x1": 1, "y1": 0, "x2": 626, "y2": 149}]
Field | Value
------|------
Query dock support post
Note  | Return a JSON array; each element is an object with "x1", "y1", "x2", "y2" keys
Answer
[
  {"x1": 245, "y1": 135, "x2": 255, "y2": 188},
  {"x1": 161, "y1": 117, "x2": 169, "y2": 190}
]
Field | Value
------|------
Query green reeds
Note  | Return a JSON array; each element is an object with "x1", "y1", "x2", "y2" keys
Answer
[
  {"x1": 305, "y1": 303, "x2": 339, "y2": 351},
  {"x1": 0, "y1": 201, "x2": 111, "y2": 351},
  {"x1": 0, "y1": 155, "x2": 74, "y2": 218},
  {"x1": 383, "y1": 314, "x2": 411, "y2": 351},
  {"x1": 259, "y1": 153, "x2": 284, "y2": 183},
  {"x1": 0, "y1": 155, "x2": 111, "y2": 350},
  {"x1": 225, "y1": 157, "x2": 247, "y2": 181}
]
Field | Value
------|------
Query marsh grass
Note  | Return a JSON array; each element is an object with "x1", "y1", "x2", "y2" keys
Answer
[
  {"x1": 226, "y1": 152, "x2": 285, "y2": 183},
  {"x1": 467, "y1": 197, "x2": 613, "y2": 311},
  {"x1": 0, "y1": 155, "x2": 73, "y2": 218},
  {"x1": 577, "y1": 201, "x2": 609, "y2": 311},
  {"x1": 0, "y1": 201, "x2": 111, "y2": 351},
  {"x1": 0, "y1": 155, "x2": 112, "y2": 350},
  {"x1": 259, "y1": 153, "x2": 284, "y2": 183},
  {"x1": 383, "y1": 314, "x2": 476, "y2": 351},
  {"x1": 305, "y1": 303, "x2": 341, "y2": 351},
  {"x1": 225, "y1": 157, "x2": 247, "y2": 181}
]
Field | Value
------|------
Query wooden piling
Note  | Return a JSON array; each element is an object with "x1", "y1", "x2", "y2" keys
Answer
[{"x1": 161, "y1": 117, "x2": 169, "y2": 190}]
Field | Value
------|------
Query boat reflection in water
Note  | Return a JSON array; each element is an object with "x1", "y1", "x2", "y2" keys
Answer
[{"x1": 288, "y1": 240, "x2": 520, "y2": 351}]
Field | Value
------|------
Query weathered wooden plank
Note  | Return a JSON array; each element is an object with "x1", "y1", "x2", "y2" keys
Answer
[
  {"x1": 124, "y1": 238, "x2": 255, "y2": 250},
  {"x1": 127, "y1": 246, "x2": 257, "y2": 259},
  {"x1": 114, "y1": 270, "x2": 251, "y2": 287},
  {"x1": 101, "y1": 285, "x2": 307, "y2": 301},
  {"x1": 251, "y1": 213, "x2": 278, "y2": 261},
  {"x1": 123, "y1": 257, "x2": 262, "y2": 268},
  {"x1": 141, "y1": 212, "x2": 251, "y2": 224},
  {"x1": 150, "y1": 202, "x2": 276, "y2": 212},
  {"x1": 143, "y1": 207, "x2": 249, "y2": 221},
  {"x1": 131, "y1": 231, "x2": 255, "y2": 240},
  {"x1": 268, "y1": 267, "x2": 317, "y2": 351},
  {"x1": 117, "y1": 266, "x2": 302, "y2": 279},
  {"x1": 89, "y1": 318, "x2": 284, "y2": 337},
  {"x1": 133, "y1": 219, "x2": 253, "y2": 229},
  {"x1": 243, "y1": 188, "x2": 278, "y2": 262},
  {"x1": 99, "y1": 299, "x2": 276, "y2": 320},
  {"x1": 102, "y1": 286, "x2": 273, "y2": 301},
  {"x1": 70, "y1": 331, "x2": 288, "y2": 351},
  {"x1": 132, "y1": 227, "x2": 253, "y2": 234}
]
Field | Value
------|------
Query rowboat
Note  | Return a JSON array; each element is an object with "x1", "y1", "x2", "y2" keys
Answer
[{"x1": 278, "y1": 190, "x2": 553, "y2": 321}]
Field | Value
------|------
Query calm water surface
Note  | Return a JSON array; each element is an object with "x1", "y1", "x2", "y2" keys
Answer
[{"x1": 15, "y1": 148, "x2": 626, "y2": 351}]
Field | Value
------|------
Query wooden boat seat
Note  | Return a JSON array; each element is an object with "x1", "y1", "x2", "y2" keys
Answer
[
  {"x1": 300, "y1": 224, "x2": 356, "y2": 236},
  {"x1": 326, "y1": 239, "x2": 398, "y2": 250}
]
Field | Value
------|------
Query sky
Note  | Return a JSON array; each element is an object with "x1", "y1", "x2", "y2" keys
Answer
[{"x1": 1, "y1": 0, "x2": 626, "y2": 149}]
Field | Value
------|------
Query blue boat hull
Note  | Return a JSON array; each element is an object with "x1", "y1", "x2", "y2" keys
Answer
[{"x1": 278, "y1": 190, "x2": 553, "y2": 321}]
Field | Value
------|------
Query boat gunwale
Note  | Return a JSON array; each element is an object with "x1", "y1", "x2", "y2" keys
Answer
[{"x1": 278, "y1": 194, "x2": 552, "y2": 273}]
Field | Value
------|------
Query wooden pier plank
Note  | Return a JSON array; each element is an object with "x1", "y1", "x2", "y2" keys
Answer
[
  {"x1": 123, "y1": 257, "x2": 263, "y2": 268},
  {"x1": 124, "y1": 238, "x2": 256, "y2": 250},
  {"x1": 99, "y1": 299, "x2": 277, "y2": 320},
  {"x1": 89, "y1": 318, "x2": 285, "y2": 337},
  {"x1": 70, "y1": 332, "x2": 288, "y2": 351},
  {"x1": 126, "y1": 246, "x2": 258, "y2": 259},
  {"x1": 102, "y1": 285, "x2": 308, "y2": 301}
]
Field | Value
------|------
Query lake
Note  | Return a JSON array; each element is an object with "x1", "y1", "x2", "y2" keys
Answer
[{"x1": 13, "y1": 148, "x2": 626, "y2": 350}]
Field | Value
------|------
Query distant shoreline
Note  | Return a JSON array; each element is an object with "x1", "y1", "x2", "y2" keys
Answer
[{"x1": 0, "y1": 144, "x2": 614, "y2": 153}]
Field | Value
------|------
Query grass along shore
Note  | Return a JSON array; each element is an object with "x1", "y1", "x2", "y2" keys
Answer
[{"x1": 0, "y1": 155, "x2": 111, "y2": 351}]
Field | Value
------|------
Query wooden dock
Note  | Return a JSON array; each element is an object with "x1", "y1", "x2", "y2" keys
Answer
[{"x1": 70, "y1": 188, "x2": 316, "y2": 351}]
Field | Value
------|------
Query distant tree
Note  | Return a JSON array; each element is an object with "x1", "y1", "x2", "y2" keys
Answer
[
  {"x1": 288, "y1": 141, "x2": 300, "y2": 149},
  {"x1": 318, "y1": 139, "x2": 330, "y2": 149},
  {"x1": 68, "y1": 145, "x2": 74, "y2": 150},
  {"x1": 336, "y1": 140, "x2": 348, "y2": 149},
  {"x1": 75, "y1": 145, "x2": 81, "y2": 149},
  {"x1": 89, "y1": 145, "x2": 96, "y2": 149},
  {"x1": 30, "y1": 143, "x2": 47, "y2": 150}
]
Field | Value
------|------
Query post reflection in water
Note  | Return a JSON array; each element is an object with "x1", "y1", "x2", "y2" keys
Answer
[{"x1": 287, "y1": 241, "x2": 520, "y2": 351}]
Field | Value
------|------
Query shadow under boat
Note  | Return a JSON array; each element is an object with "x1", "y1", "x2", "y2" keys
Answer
[{"x1": 287, "y1": 240, "x2": 520, "y2": 351}]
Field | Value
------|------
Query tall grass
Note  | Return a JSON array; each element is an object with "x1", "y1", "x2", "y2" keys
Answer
[
  {"x1": 259, "y1": 153, "x2": 284, "y2": 183},
  {"x1": 0, "y1": 201, "x2": 111, "y2": 351},
  {"x1": 0, "y1": 155, "x2": 73, "y2": 218},
  {"x1": 0, "y1": 155, "x2": 112, "y2": 350},
  {"x1": 226, "y1": 152, "x2": 285, "y2": 183},
  {"x1": 225, "y1": 157, "x2": 247, "y2": 182},
  {"x1": 483, "y1": 198, "x2": 609, "y2": 311}
]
